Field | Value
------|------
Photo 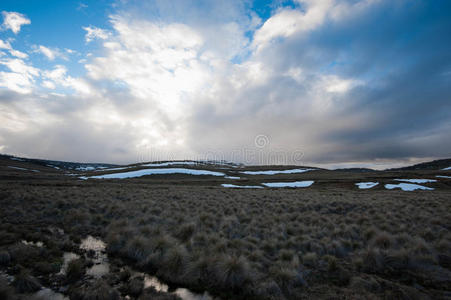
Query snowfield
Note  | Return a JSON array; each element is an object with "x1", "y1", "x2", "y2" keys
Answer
[
  {"x1": 385, "y1": 183, "x2": 434, "y2": 191},
  {"x1": 394, "y1": 179, "x2": 437, "y2": 183},
  {"x1": 221, "y1": 184, "x2": 263, "y2": 189},
  {"x1": 94, "y1": 166, "x2": 130, "y2": 172},
  {"x1": 85, "y1": 168, "x2": 226, "y2": 179},
  {"x1": 8, "y1": 166, "x2": 39, "y2": 172},
  {"x1": 240, "y1": 168, "x2": 313, "y2": 175},
  {"x1": 142, "y1": 162, "x2": 198, "y2": 167},
  {"x1": 262, "y1": 181, "x2": 314, "y2": 188},
  {"x1": 355, "y1": 182, "x2": 379, "y2": 189}
]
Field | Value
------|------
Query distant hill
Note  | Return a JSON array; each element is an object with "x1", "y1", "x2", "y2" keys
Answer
[
  {"x1": 388, "y1": 158, "x2": 451, "y2": 171},
  {"x1": 0, "y1": 154, "x2": 117, "y2": 171},
  {"x1": 2, "y1": 153, "x2": 451, "y2": 172},
  {"x1": 335, "y1": 168, "x2": 376, "y2": 172}
]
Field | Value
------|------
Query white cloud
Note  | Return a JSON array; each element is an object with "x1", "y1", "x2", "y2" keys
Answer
[
  {"x1": 252, "y1": 0, "x2": 381, "y2": 52},
  {"x1": 1, "y1": 11, "x2": 31, "y2": 34},
  {"x1": 322, "y1": 75, "x2": 362, "y2": 93},
  {"x1": 85, "y1": 16, "x2": 209, "y2": 119},
  {"x1": 42, "y1": 64, "x2": 93, "y2": 95},
  {"x1": 0, "y1": 39, "x2": 28, "y2": 58},
  {"x1": 0, "y1": 39, "x2": 12, "y2": 50},
  {"x1": 35, "y1": 45, "x2": 66, "y2": 61},
  {"x1": 0, "y1": 58, "x2": 39, "y2": 93},
  {"x1": 252, "y1": 1, "x2": 334, "y2": 51},
  {"x1": 83, "y1": 25, "x2": 110, "y2": 43},
  {"x1": 41, "y1": 80, "x2": 56, "y2": 89},
  {"x1": 9, "y1": 49, "x2": 28, "y2": 59}
]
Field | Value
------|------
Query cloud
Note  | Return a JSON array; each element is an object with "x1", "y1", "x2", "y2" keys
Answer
[
  {"x1": 83, "y1": 26, "x2": 110, "y2": 43},
  {"x1": 1, "y1": 11, "x2": 31, "y2": 34},
  {"x1": 0, "y1": 0, "x2": 450, "y2": 167},
  {"x1": 34, "y1": 45, "x2": 66, "y2": 61},
  {"x1": 0, "y1": 39, "x2": 28, "y2": 59},
  {"x1": 0, "y1": 58, "x2": 39, "y2": 94},
  {"x1": 41, "y1": 64, "x2": 93, "y2": 95}
]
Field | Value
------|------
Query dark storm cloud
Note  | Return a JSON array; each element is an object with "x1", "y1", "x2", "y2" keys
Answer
[{"x1": 184, "y1": 0, "x2": 451, "y2": 165}]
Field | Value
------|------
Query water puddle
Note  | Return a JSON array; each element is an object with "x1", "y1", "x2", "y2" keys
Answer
[
  {"x1": 34, "y1": 288, "x2": 68, "y2": 300},
  {"x1": 80, "y1": 236, "x2": 109, "y2": 278},
  {"x1": 144, "y1": 274, "x2": 169, "y2": 292},
  {"x1": 59, "y1": 252, "x2": 80, "y2": 275},
  {"x1": 56, "y1": 236, "x2": 214, "y2": 299},
  {"x1": 143, "y1": 274, "x2": 214, "y2": 300}
]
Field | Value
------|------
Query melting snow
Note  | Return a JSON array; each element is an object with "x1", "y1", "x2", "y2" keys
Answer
[
  {"x1": 8, "y1": 166, "x2": 39, "y2": 172},
  {"x1": 10, "y1": 157, "x2": 25, "y2": 161},
  {"x1": 224, "y1": 176, "x2": 240, "y2": 179},
  {"x1": 262, "y1": 181, "x2": 314, "y2": 188},
  {"x1": 356, "y1": 182, "x2": 379, "y2": 189},
  {"x1": 436, "y1": 175, "x2": 451, "y2": 179},
  {"x1": 87, "y1": 168, "x2": 225, "y2": 179},
  {"x1": 75, "y1": 166, "x2": 96, "y2": 171},
  {"x1": 47, "y1": 165, "x2": 61, "y2": 169},
  {"x1": 221, "y1": 184, "x2": 263, "y2": 189},
  {"x1": 94, "y1": 166, "x2": 129, "y2": 172},
  {"x1": 143, "y1": 161, "x2": 198, "y2": 167},
  {"x1": 385, "y1": 183, "x2": 434, "y2": 191},
  {"x1": 394, "y1": 179, "x2": 437, "y2": 183},
  {"x1": 8, "y1": 166, "x2": 28, "y2": 171},
  {"x1": 241, "y1": 168, "x2": 313, "y2": 175}
]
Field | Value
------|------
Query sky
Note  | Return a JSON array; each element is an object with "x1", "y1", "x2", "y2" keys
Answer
[{"x1": 0, "y1": 0, "x2": 450, "y2": 168}]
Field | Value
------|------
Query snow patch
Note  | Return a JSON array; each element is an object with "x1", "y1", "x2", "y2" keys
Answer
[
  {"x1": 356, "y1": 182, "x2": 379, "y2": 189},
  {"x1": 143, "y1": 161, "x2": 197, "y2": 167},
  {"x1": 394, "y1": 179, "x2": 437, "y2": 184},
  {"x1": 241, "y1": 168, "x2": 313, "y2": 175},
  {"x1": 10, "y1": 157, "x2": 25, "y2": 161},
  {"x1": 8, "y1": 166, "x2": 27, "y2": 171},
  {"x1": 442, "y1": 166, "x2": 451, "y2": 170},
  {"x1": 385, "y1": 183, "x2": 434, "y2": 191},
  {"x1": 436, "y1": 175, "x2": 451, "y2": 179},
  {"x1": 262, "y1": 181, "x2": 314, "y2": 188},
  {"x1": 221, "y1": 184, "x2": 263, "y2": 189},
  {"x1": 94, "y1": 166, "x2": 129, "y2": 172},
  {"x1": 8, "y1": 166, "x2": 39, "y2": 172},
  {"x1": 224, "y1": 176, "x2": 240, "y2": 179},
  {"x1": 86, "y1": 168, "x2": 225, "y2": 179},
  {"x1": 75, "y1": 166, "x2": 96, "y2": 171}
]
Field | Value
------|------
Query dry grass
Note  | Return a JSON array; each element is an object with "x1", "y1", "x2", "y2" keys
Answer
[{"x1": 0, "y1": 166, "x2": 450, "y2": 299}]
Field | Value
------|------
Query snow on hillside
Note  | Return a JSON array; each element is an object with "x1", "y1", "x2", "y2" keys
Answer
[{"x1": 86, "y1": 168, "x2": 226, "y2": 179}]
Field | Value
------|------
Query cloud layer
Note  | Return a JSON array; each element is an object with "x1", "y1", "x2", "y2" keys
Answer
[{"x1": 0, "y1": 0, "x2": 450, "y2": 167}]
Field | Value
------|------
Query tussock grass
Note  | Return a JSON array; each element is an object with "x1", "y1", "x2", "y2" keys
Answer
[
  {"x1": 0, "y1": 251, "x2": 11, "y2": 266},
  {"x1": 67, "y1": 258, "x2": 85, "y2": 282},
  {"x1": 1, "y1": 178, "x2": 450, "y2": 299},
  {"x1": 13, "y1": 270, "x2": 41, "y2": 293}
]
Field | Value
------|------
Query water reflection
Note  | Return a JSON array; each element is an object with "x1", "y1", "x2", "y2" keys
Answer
[{"x1": 80, "y1": 235, "x2": 109, "y2": 278}]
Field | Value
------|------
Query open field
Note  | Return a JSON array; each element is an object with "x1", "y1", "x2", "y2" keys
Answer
[{"x1": 1, "y1": 155, "x2": 451, "y2": 299}]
